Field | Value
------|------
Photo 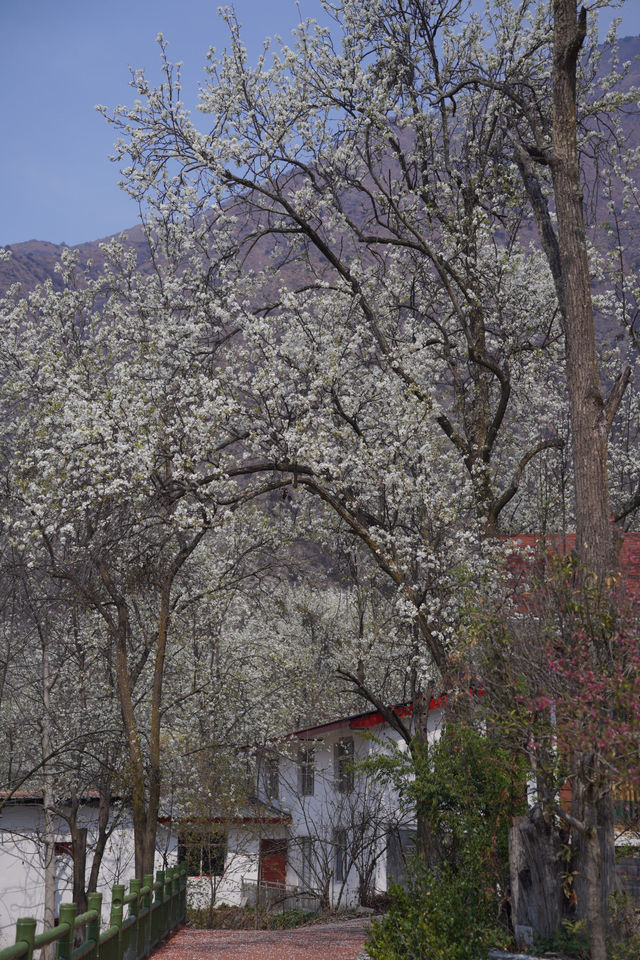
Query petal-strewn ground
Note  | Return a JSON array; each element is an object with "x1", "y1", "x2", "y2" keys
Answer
[{"x1": 152, "y1": 918, "x2": 371, "y2": 960}]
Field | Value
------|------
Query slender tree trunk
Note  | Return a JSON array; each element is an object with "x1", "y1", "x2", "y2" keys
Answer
[
  {"x1": 87, "y1": 785, "x2": 113, "y2": 893},
  {"x1": 142, "y1": 582, "x2": 172, "y2": 876},
  {"x1": 410, "y1": 689, "x2": 437, "y2": 867},
  {"x1": 41, "y1": 648, "x2": 56, "y2": 960},
  {"x1": 71, "y1": 824, "x2": 88, "y2": 915},
  {"x1": 111, "y1": 605, "x2": 149, "y2": 879}
]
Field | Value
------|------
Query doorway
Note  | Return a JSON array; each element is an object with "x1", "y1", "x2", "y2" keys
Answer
[{"x1": 259, "y1": 838, "x2": 288, "y2": 886}]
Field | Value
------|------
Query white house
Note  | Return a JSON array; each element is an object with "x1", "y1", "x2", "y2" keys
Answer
[
  {"x1": 0, "y1": 792, "x2": 173, "y2": 948},
  {"x1": 0, "y1": 700, "x2": 443, "y2": 938},
  {"x1": 180, "y1": 700, "x2": 444, "y2": 912}
]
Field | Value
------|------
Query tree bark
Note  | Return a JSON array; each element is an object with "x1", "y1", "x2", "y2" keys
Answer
[
  {"x1": 509, "y1": 805, "x2": 565, "y2": 939},
  {"x1": 551, "y1": 0, "x2": 616, "y2": 581},
  {"x1": 510, "y1": 6, "x2": 625, "y2": 949},
  {"x1": 87, "y1": 785, "x2": 113, "y2": 893},
  {"x1": 71, "y1": 823, "x2": 88, "y2": 946},
  {"x1": 582, "y1": 817, "x2": 608, "y2": 960},
  {"x1": 550, "y1": 7, "x2": 622, "y2": 953},
  {"x1": 40, "y1": 642, "x2": 56, "y2": 960}
]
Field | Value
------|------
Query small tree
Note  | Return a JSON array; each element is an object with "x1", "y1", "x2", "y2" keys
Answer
[
  {"x1": 480, "y1": 549, "x2": 640, "y2": 958},
  {"x1": 366, "y1": 724, "x2": 525, "y2": 960}
]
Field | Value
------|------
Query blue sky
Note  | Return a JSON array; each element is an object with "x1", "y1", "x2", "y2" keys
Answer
[{"x1": 1, "y1": 0, "x2": 639, "y2": 247}]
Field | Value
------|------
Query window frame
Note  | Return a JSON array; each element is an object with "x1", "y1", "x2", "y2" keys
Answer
[
  {"x1": 177, "y1": 830, "x2": 227, "y2": 878},
  {"x1": 334, "y1": 737, "x2": 354, "y2": 794},
  {"x1": 334, "y1": 828, "x2": 347, "y2": 883},
  {"x1": 300, "y1": 836, "x2": 314, "y2": 888},
  {"x1": 263, "y1": 753, "x2": 280, "y2": 799},
  {"x1": 299, "y1": 744, "x2": 315, "y2": 797}
]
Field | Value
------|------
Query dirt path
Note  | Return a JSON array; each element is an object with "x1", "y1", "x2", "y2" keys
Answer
[{"x1": 152, "y1": 918, "x2": 371, "y2": 960}]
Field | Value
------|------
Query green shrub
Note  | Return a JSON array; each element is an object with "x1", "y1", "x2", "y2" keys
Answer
[
  {"x1": 186, "y1": 904, "x2": 317, "y2": 930},
  {"x1": 367, "y1": 861, "x2": 507, "y2": 960},
  {"x1": 269, "y1": 908, "x2": 317, "y2": 929},
  {"x1": 532, "y1": 919, "x2": 589, "y2": 959},
  {"x1": 366, "y1": 724, "x2": 524, "y2": 960},
  {"x1": 607, "y1": 891, "x2": 640, "y2": 960}
]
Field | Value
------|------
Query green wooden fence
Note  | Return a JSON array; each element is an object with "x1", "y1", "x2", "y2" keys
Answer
[{"x1": 0, "y1": 863, "x2": 187, "y2": 960}]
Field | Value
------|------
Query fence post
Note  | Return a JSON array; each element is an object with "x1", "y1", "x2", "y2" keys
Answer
[
  {"x1": 56, "y1": 903, "x2": 76, "y2": 960},
  {"x1": 172, "y1": 864, "x2": 182, "y2": 927},
  {"x1": 110, "y1": 883, "x2": 124, "y2": 960},
  {"x1": 153, "y1": 871, "x2": 164, "y2": 947},
  {"x1": 179, "y1": 862, "x2": 187, "y2": 922},
  {"x1": 143, "y1": 875, "x2": 153, "y2": 957},
  {"x1": 86, "y1": 893, "x2": 102, "y2": 960},
  {"x1": 129, "y1": 878, "x2": 140, "y2": 917},
  {"x1": 128, "y1": 879, "x2": 140, "y2": 960},
  {"x1": 163, "y1": 868, "x2": 173, "y2": 935},
  {"x1": 15, "y1": 918, "x2": 36, "y2": 960}
]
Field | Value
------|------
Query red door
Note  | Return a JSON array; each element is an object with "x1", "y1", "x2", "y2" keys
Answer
[{"x1": 259, "y1": 838, "x2": 287, "y2": 886}]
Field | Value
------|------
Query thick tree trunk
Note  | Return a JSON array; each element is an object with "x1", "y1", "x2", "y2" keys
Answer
[
  {"x1": 513, "y1": 7, "x2": 623, "y2": 949},
  {"x1": 42, "y1": 795, "x2": 56, "y2": 960},
  {"x1": 550, "y1": 6, "x2": 620, "y2": 955},
  {"x1": 71, "y1": 825, "x2": 88, "y2": 915},
  {"x1": 596, "y1": 792, "x2": 617, "y2": 924},
  {"x1": 582, "y1": 819, "x2": 608, "y2": 960},
  {"x1": 70, "y1": 823, "x2": 88, "y2": 947},
  {"x1": 509, "y1": 805, "x2": 565, "y2": 940},
  {"x1": 551, "y1": 0, "x2": 616, "y2": 581},
  {"x1": 572, "y1": 779, "x2": 617, "y2": 942}
]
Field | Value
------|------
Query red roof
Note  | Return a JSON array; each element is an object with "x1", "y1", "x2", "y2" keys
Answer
[{"x1": 289, "y1": 698, "x2": 444, "y2": 740}]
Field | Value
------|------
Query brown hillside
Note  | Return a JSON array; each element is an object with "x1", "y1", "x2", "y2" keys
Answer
[{"x1": 0, "y1": 226, "x2": 152, "y2": 294}]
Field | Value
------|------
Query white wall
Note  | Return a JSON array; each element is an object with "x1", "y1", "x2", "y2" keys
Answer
[
  {"x1": 0, "y1": 803, "x2": 174, "y2": 948},
  {"x1": 256, "y1": 711, "x2": 442, "y2": 908}
]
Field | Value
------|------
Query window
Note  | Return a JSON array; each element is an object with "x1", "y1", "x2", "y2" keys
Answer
[
  {"x1": 300, "y1": 837, "x2": 314, "y2": 888},
  {"x1": 334, "y1": 829, "x2": 347, "y2": 883},
  {"x1": 299, "y1": 745, "x2": 315, "y2": 796},
  {"x1": 178, "y1": 831, "x2": 226, "y2": 877},
  {"x1": 386, "y1": 827, "x2": 416, "y2": 888},
  {"x1": 263, "y1": 754, "x2": 280, "y2": 799},
  {"x1": 334, "y1": 737, "x2": 354, "y2": 793}
]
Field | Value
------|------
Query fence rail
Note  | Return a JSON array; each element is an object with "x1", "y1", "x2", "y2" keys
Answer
[
  {"x1": 240, "y1": 878, "x2": 320, "y2": 914},
  {"x1": 0, "y1": 863, "x2": 187, "y2": 960}
]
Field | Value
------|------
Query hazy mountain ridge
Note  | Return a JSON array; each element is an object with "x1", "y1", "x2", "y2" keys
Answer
[
  {"x1": 1, "y1": 35, "x2": 639, "y2": 296},
  {"x1": 0, "y1": 226, "x2": 153, "y2": 294}
]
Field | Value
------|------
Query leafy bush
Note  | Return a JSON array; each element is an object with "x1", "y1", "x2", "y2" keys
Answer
[
  {"x1": 366, "y1": 724, "x2": 524, "y2": 960},
  {"x1": 532, "y1": 919, "x2": 589, "y2": 959},
  {"x1": 187, "y1": 904, "x2": 318, "y2": 929},
  {"x1": 367, "y1": 862, "x2": 507, "y2": 960},
  {"x1": 269, "y1": 908, "x2": 317, "y2": 929},
  {"x1": 607, "y1": 891, "x2": 640, "y2": 960}
]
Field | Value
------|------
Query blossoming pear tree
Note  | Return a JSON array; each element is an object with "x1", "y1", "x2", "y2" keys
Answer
[{"x1": 0, "y1": 236, "x2": 294, "y2": 877}]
